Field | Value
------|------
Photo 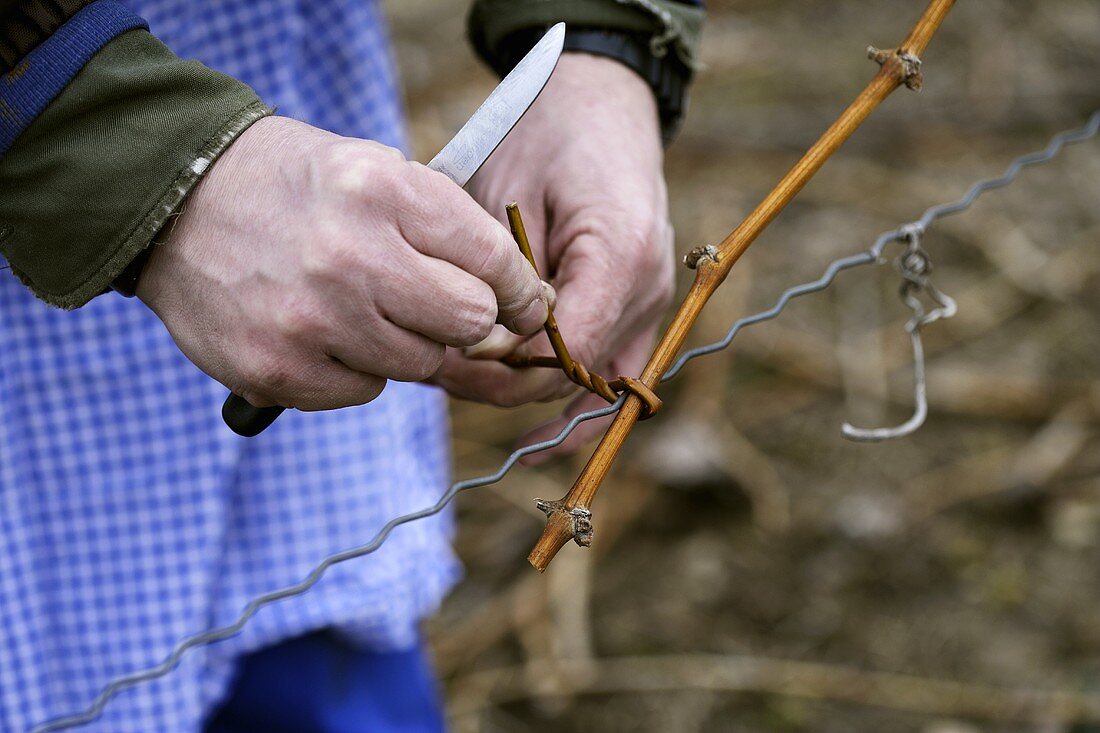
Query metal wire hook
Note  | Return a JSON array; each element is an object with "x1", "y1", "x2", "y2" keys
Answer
[{"x1": 842, "y1": 229, "x2": 956, "y2": 442}]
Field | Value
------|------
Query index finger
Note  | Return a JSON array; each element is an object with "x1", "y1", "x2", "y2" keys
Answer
[{"x1": 398, "y1": 163, "x2": 549, "y2": 335}]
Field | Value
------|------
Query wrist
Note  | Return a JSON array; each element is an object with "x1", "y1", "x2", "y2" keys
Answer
[
  {"x1": 552, "y1": 52, "x2": 660, "y2": 137},
  {"x1": 562, "y1": 27, "x2": 691, "y2": 144},
  {"x1": 493, "y1": 26, "x2": 692, "y2": 145}
]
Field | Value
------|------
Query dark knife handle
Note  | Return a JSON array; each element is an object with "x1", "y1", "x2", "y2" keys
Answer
[{"x1": 222, "y1": 393, "x2": 285, "y2": 436}]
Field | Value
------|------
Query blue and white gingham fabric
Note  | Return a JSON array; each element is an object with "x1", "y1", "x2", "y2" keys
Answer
[{"x1": 0, "y1": 2, "x2": 461, "y2": 731}]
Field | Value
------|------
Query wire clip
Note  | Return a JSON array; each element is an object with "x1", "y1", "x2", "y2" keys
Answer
[{"x1": 842, "y1": 226, "x2": 956, "y2": 442}]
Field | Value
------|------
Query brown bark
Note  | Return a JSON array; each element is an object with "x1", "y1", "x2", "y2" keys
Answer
[{"x1": 528, "y1": 0, "x2": 957, "y2": 572}]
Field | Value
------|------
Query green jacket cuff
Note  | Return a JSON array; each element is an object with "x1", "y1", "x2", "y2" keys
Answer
[
  {"x1": 468, "y1": 0, "x2": 705, "y2": 71},
  {"x1": 0, "y1": 27, "x2": 271, "y2": 308}
]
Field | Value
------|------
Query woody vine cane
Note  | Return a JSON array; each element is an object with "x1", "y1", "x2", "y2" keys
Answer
[{"x1": 505, "y1": 0, "x2": 957, "y2": 571}]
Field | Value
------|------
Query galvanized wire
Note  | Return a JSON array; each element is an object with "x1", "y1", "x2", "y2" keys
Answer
[
  {"x1": 31, "y1": 109, "x2": 1100, "y2": 733},
  {"x1": 840, "y1": 231, "x2": 957, "y2": 442}
]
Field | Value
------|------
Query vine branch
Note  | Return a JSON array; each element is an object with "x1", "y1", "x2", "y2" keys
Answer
[
  {"x1": 526, "y1": 0, "x2": 957, "y2": 571},
  {"x1": 500, "y1": 203, "x2": 663, "y2": 418}
]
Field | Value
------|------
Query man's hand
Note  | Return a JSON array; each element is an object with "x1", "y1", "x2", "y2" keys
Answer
[
  {"x1": 431, "y1": 52, "x2": 675, "y2": 460},
  {"x1": 138, "y1": 116, "x2": 552, "y2": 411}
]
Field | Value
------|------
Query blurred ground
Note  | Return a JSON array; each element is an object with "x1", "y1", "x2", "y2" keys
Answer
[{"x1": 385, "y1": 1, "x2": 1100, "y2": 731}]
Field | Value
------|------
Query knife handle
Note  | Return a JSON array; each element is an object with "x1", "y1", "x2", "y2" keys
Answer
[{"x1": 222, "y1": 393, "x2": 285, "y2": 436}]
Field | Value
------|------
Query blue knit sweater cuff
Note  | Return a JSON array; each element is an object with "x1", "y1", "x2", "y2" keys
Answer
[{"x1": 0, "y1": 0, "x2": 147, "y2": 154}]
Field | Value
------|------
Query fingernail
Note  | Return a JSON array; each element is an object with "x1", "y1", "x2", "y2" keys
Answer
[
  {"x1": 541, "y1": 280, "x2": 557, "y2": 311},
  {"x1": 463, "y1": 327, "x2": 513, "y2": 359},
  {"x1": 509, "y1": 293, "x2": 549, "y2": 335}
]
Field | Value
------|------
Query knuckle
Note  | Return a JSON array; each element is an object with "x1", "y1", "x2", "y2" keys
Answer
[
  {"x1": 320, "y1": 141, "x2": 406, "y2": 200},
  {"x1": 273, "y1": 296, "x2": 324, "y2": 342},
  {"x1": 364, "y1": 139, "x2": 406, "y2": 162},
  {"x1": 240, "y1": 355, "x2": 296, "y2": 400},
  {"x1": 472, "y1": 231, "x2": 515, "y2": 284},
  {"x1": 233, "y1": 389, "x2": 274, "y2": 410},
  {"x1": 384, "y1": 165, "x2": 420, "y2": 210},
  {"x1": 385, "y1": 161, "x2": 437, "y2": 220},
  {"x1": 302, "y1": 231, "x2": 364, "y2": 281},
  {"x1": 453, "y1": 290, "x2": 498, "y2": 345},
  {"x1": 318, "y1": 143, "x2": 368, "y2": 196},
  {"x1": 414, "y1": 163, "x2": 458, "y2": 205}
]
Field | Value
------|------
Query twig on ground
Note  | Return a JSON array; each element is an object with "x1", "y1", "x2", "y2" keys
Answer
[{"x1": 448, "y1": 653, "x2": 1100, "y2": 725}]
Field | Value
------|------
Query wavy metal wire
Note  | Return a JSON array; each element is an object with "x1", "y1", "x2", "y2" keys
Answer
[{"x1": 31, "y1": 110, "x2": 1100, "y2": 733}]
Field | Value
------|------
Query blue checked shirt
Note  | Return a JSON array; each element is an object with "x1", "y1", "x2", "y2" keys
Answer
[{"x1": 0, "y1": 2, "x2": 460, "y2": 731}]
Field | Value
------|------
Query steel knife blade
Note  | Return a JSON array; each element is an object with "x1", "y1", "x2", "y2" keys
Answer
[
  {"x1": 221, "y1": 22, "x2": 566, "y2": 437},
  {"x1": 427, "y1": 22, "x2": 564, "y2": 186}
]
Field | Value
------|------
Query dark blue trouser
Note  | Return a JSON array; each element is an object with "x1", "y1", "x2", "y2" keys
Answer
[{"x1": 204, "y1": 631, "x2": 446, "y2": 733}]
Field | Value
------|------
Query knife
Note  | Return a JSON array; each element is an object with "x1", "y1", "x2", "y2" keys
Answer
[{"x1": 222, "y1": 22, "x2": 566, "y2": 437}]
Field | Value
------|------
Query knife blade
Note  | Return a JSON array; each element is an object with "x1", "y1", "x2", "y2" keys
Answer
[
  {"x1": 428, "y1": 22, "x2": 564, "y2": 185},
  {"x1": 223, "y1": 23, "x2": 566, "y2": 437}
]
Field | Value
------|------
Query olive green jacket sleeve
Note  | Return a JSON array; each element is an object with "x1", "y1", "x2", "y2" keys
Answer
[
  {"x1": 468, "y1": 0, "x2": 705, "y2": 71},
  {"x1": 0, "y1": 27, "x2": 270, "y2": 308}
]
